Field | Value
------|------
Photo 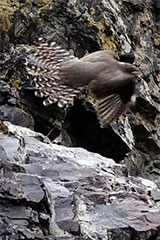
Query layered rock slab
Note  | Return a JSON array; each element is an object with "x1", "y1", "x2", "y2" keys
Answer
[{"x1": 0, "y1": 122, "x2": 159, "y2": 239}]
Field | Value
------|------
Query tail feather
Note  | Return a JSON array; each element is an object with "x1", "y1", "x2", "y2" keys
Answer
[{"x1": 25, "y1": 40, "x2": 80, "y2": 106}]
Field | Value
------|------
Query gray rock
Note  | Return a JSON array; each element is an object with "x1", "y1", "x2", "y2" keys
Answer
[
  {"x1": 0, "y1": 122, "x2": 159, "y2": 239},
  {"x1": 0, "y1": 105, "x2": 34, "y2": 129},
  {"x1": 0, "y1": 0, "x2": 160, "y2": 239}
]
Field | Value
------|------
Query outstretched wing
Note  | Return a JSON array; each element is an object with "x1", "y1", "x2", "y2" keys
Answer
[
  {"x1": 25, "y1": 39, "x2": 80, "y2": 107},
  {"x1": 93, "y1": 73, "x2": 136, "y2": 126},
  {"x1": 96, "y1": 94, "x2": 128, "y2": 127}
]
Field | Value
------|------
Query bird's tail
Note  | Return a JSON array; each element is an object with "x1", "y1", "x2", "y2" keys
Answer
[{"x1": 25, "y1": 38, "x2": 80, "y2": 107}]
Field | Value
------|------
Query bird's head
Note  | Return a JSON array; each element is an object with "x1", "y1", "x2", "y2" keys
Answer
[{"x1": 119, "y1": 62, "x2": 140, "y2": 76}]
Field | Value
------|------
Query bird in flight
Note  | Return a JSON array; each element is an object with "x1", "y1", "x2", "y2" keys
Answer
[{"x1": 25, "y1": 39, "x2": 139, "y2": 127}]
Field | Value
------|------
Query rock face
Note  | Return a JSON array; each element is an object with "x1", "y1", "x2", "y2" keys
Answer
[
  {"x1": 0, "y1": 0, "x2": 160, "y2": 239},
  {"x1": 0, "y1": 122, "x2": 160, "y2": 239}
]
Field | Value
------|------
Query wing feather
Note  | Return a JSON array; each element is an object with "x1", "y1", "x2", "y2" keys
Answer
[{"x1": 97, "y1": 94, "x2": 128, "y2": 127}]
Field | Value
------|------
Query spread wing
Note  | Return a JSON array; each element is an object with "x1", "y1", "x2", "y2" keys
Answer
[
  {"x1": 25, "y1": 39, "x2": 80, "y2": 107},
  {"x1": 96, "y1": 94, "x2": 128, "y2": 127},
  {"x1": 92, "y1": 71, "x2": 136, "y2": 127}
]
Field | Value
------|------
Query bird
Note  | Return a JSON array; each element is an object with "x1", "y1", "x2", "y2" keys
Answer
[{"x1": 25, "y1": 38, "x2": 139, "y2": 127}]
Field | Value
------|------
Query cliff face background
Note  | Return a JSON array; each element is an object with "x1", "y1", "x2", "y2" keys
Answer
[{"x1": 0, "y1": 0, "x2": 160, "y2": 239}]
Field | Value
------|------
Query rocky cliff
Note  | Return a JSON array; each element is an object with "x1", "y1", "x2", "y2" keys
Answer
[{"x1": 0, "y1": 0, "x2": 160, "y2": 239}]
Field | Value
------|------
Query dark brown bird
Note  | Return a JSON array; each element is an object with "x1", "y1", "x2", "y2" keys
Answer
[{"x1": 26, "y1": 39, "x2": 138, "y2": 127}]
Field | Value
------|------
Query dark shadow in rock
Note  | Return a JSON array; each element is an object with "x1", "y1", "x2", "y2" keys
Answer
[
  {"x1": 20, "y1": 88, "x2": 64, "y2": 139},
  {"x1": 65, "y1": 100, "x2": 130, "y2": 162}
]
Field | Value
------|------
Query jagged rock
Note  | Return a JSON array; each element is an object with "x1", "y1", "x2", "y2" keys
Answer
[
  {"x1": 0, "y1": 122, "x2": 160, "y2": 239},
  {"x1": 0, "y1": 0, "x2": 159, "y2": 176},
  {"x1": 0, "y1": 105, "x2": 34, "y2": 129},
  {"x1": 0, "y1": 0, "x2": 160, "y2": 238}
]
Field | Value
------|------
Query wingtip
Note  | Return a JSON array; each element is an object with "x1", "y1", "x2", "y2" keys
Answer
[{"x1": 96, "y1": 94, "x2": 128, "y2": 128}]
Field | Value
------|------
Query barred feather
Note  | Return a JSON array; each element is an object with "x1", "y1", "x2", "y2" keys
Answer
[{"x1": 26, "y1": 39, "x2": 80, "y2": 107}]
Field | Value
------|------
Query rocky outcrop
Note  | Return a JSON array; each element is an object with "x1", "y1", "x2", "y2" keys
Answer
[
  {"x1": 0, "y1": 0, "x2": 160, "y2": 239},
  {"x1": 0, "y1": 122, "x2": 160, "y2": 239},
  {"x1": 0, "y1": 0, "x2": 160, "y2": 172}
]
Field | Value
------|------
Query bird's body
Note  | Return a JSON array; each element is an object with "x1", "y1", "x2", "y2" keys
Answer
[{"x1": 26, "y1": 40, "x2": 138, "y2": 127}]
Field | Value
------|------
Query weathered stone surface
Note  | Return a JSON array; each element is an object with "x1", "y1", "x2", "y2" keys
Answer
[
  {"x1": 0, "y1": 122, "x2": 160, "y2": 239},
  {"x1": 0, "y1": 0, "x2": 159, "y2": 172},
  {"x1": 0, "y1": 105, "x2": 34, "y2": 129},
  {"x1": 0, "y1": 0, "x2": 160, "y2": 239}
]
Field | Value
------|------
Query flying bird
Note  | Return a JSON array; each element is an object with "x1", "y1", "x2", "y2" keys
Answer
[{"x1": 26, "y1": 39, "x2": 139, "y2": 127}]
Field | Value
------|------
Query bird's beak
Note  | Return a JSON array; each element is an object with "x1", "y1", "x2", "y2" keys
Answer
[
  {"x1": 132, "y1": 67, "x2": 140, "y2": 75},
  {"x1": 132, "y1": 71, "x2": 140, "y2": 75}
]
